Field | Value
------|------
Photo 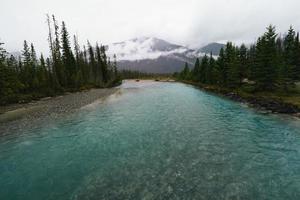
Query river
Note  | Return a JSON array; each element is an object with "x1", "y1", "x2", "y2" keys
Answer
[{"x1": 1, "y1": 81, "x2": 300, "y2": 199}]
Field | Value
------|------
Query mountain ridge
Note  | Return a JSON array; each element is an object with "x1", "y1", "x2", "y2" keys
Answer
[{"x1": 106, "y1": 37, "x2": 224, "y2": 73}]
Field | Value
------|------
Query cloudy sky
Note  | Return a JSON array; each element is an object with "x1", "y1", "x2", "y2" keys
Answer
[{"x1": 1, "y1": 0, "x2": 300, "y2": 54}]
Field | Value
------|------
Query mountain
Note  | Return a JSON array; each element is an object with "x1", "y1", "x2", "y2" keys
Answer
[
  {"x1": 199, "y1": 42, "x2": 225, "y2": 55},
  {"x1": 107, "y1": 37, "x2": 222, "y2": 74}
]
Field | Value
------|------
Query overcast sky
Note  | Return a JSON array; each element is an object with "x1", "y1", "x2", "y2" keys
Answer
[{"x1": 1, "y1": 0, "x2": 300, "y2": 54}]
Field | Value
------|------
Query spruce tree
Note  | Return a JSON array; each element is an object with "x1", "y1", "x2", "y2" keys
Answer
[
  {"x1": 295, "y1": 33, "x2": 300, "y2": 80},
  {"x1": 200, "y1": 55, "x2": 209, "y2": 83},
  {"x1": 100, "y1": 45, "x2": 108, "y2": 83},
  {"x1": 193, "y1": 58, "x2": 200, "y2": 81},
  {"x1": 61, "y1": 21, "x2": 76, "y2": 87},
  {"x1": 46, "y1": 14, "x2": 60, "y2": 90},
  {"x1": 52, "y1": 15, "x2": 65, "y2": 87},
  {"x1": 0, "y1": 42, "x2": 21, "y2": 104},
  {"x1": 180, "y1": 62, "x2": 190, "y2": 80},
  {"x1": 226, "y1": 42, "x2": 240, "y2": 88},
  {"x1": 30, "y1": 43, "x2": 39, "y2": 89},
  {"x1": 95, "y1": 43, "x2": 104, "y2": 86},
  {"x1": 21, "y1": 40, "x2": 32, "y2": 90},
  {"x1": 113, "y1": 54, "x2": 118, "y2": 78},
  {"x1": 253, "y1": 25, "x2": 278, "y2": 90},
  {"x1": 238, "y1": 44, "x2": 248, "y2": 85},
  {"x1": 283, "y1": 26, "x2": 297, "y2": 86},
  {"x1": 87, "y1": 41, "x2": 96, "y2": 84},
  {"x1": 208, "y1": 53, "x2": 216, "y2": 84},
  {"x1": 217, "y1": 48, "x2": 227, "y2": 86}
]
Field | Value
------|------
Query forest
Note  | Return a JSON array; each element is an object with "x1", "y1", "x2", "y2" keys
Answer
[
  {"x1": 0, "y1": 15, "x2": 120, "y2": 105},
  {"x1": 177, "y1": 25, "x2": 300, "y2": 94}
]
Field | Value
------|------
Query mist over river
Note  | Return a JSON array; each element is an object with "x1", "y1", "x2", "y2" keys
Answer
[{"x1": 1, "y1": 81, "x2": 300, "y2": 200}]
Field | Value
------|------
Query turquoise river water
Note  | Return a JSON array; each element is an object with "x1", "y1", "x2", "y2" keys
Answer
[{"x1": 1, "y1": 81, "x2": 300, "y2": 200}]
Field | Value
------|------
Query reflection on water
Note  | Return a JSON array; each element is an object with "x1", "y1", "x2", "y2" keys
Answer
[{"x1": 0, "y1": 81, "x2": 300, "y2": 200}]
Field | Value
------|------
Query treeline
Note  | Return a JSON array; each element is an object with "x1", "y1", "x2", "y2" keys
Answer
[
  {"x1": 177, "y1": 25, "x2": 300, "y2": 92},
  {"x1": 0, "y1": 15, "x2": 120, "y2": 105}
]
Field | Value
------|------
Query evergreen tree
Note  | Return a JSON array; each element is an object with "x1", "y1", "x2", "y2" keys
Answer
[
  {"x1": 199, "y1": 55, "x2": 209, "y2": 83},
  {"x1": 46, "y1": 14, "x2": 60, "y2": 90},
  {"x1": 180, "y1": 62, "x2": 190, "y2": 80},
  {"x1": 0, "y1": 42, "x2": 21, "y2": 104},
  {"x1": 100, "y1": 45, "x2": 109, "y2": 83},
  {"x1": 87, "y1": 40, "x2": 96, "y2": 83},
  {"x1": 52, "y1": 15, "x2": 65, "y2": 87},
  {"x1": 61, "y1": 21, "x2": 76, "y2": 87},
  {"x1": 238, "y1": 44, "x2": 248, "y2": 84},
  {"x1": 295, "y1": 33, "x2": 300, "y2": 80},
  {"x1": 208, "y1": 53, "x2": 216, "y2": 84},
  {"x1": 0, "y1": 41, "x2": 6, "y2": 65},
  {"x1": 193, "y1": 58, "x2": 200, "y2": 81},
  {"x1": 95, "y1": 43, "x2": 104, "y2": 86},
  {"x1": 30, "y1": 43, "x2": 39, "y2": 89},
  {"x1": 225, "y1": 42, "x2": 240, "y2": 88},
  {"x1": 217, "y1": 48, "x2": 227, "y2": 86},
  {"x1": 253, "y1": 25, "x2": 278, "y2": 90},
  {"x1": 21, "y1": 40, "x2": 32, "y2": 90},
  {"x1": 113, "y1": 54, "x2": 118, "y2": 78},
  {"x1": 281, "y1": 26, "x2": 297, "y2": 87}
]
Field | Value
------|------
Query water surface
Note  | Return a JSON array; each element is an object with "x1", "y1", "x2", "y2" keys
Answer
[{"x1": 1, "y1": 81, "x2": 300, "y2": 199}]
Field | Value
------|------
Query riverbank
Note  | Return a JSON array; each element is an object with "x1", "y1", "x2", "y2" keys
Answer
[
  {"x1": 181, "y1": 80, "x2": 300, "y2": 117},
  {"x1": 0, "y1": 88, "x2": 119, "y2": 134}
]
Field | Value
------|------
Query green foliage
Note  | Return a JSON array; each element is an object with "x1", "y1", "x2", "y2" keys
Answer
[
  {"x1": 180, "y1": 62, "x2": 190, "y2": 80},
  {"x1": 178, "y1": 25, "x2": 300, "y2": 93},
  {"x1": 0, "y1": 15, "x2": 120, "y2": 105},
  {"x1": 252, "y1": 25, "x2": 278, "y2": 90}
]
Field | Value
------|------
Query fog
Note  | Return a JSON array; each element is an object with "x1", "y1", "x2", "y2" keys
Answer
[{"x1": 1, "y1": 0, "x2": 300, "y2": 54}]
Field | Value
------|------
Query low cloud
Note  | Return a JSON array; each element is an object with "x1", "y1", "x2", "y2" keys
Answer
[{"x1": 1, "y1": 0, "x2": 300, "y2": 54}]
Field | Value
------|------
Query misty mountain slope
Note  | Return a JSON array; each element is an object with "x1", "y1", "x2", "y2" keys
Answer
[
  {"x1": 199, "y1": 42, "x2": 225, "y2": 55},
  {"x1": 106, "y1": 37, "x2": 224, "y2": 73},
  {"x1": 107, "y1": 37, "x2": 191, "y2": 61}
]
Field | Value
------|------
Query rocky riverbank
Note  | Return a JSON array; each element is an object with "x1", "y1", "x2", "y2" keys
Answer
[
  {"x1": 0, "y1": 88, "x2": 119, "y2": 135},
  {"x1": 182, "y1": 81, "x2": 300, "y2": 117}
]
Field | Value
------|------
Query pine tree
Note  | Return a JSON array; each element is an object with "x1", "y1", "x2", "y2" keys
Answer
[
  {"x1": 52, "y1": 15, "x2": 65, "y2": 87},
  {"x1": 22, "y1": 40, "x2": 31, "y2": 66},
  {"x1": 87, "y1": 41, "x2": 96, "y2": 84},
  {"x1": 100, "y1": 45, "x2": 108, "y2": 83},
  {"x1": 37, "y1": 54, "x2": 48, "y2": 90},
  {"x1": 226, "y1": 42, "x2": 240, "y2": 88},
  {"x1": 61, "y1": 21, "x2": 76, "y2": 87},
  {"x1": 21, "y1": 40, "x2": 32, "y2": 90},
  {"x1": 113, "y1": 54, "x2": 118, "y2": 78},
  {"x1": 46, "y1": 14, "x2": 60, "y2": 90},
  {"x1": 208, "y1": 53, "x2": 216, "y2": 84},
  {"x1": 217, "y1": 48, "x2": 227, "y2": 86},
  {"x1": 193, "y1": 58, "x2": 200, "y2": 81},
  {"x1": 30, "y1": 43, "x2": 40, "y2": 89},
  {"x1": 95, "y1": 43, "x2": 104, "y2": 86},
  {"x1": 73, "y1": 35, "x2": 84, "y2": 87},
  {"x1": 295, "y1": 33, "x2": 300, "y2": 80},
  {"x1": 200, "y1": 55, "x2": 209, "y2": 83},
  {"x1": 180, "y1": 62, "x2": 190, "y2": 80},
  {"x1": 0, "y1": 41, "x2": 6, "y2": 65},
  {"x1": 0, "y1": 42, "x2": 21, "y2": 104},
  {"x1": 282, "y1": 26, "x2": 297, "y2": 86},
  {"x1": 253, "y1": 25, "x2": 278, "y2": 90},
  {"x1": 238, "y1": 44, "x2": 248, "y2": 84}
]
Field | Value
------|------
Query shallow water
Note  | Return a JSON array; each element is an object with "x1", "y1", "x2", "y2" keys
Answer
[{"x1": 1, "y1": 81, "x2": 300, "y2": 200}]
